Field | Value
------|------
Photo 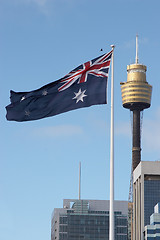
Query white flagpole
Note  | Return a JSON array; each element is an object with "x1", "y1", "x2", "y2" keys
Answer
[
  {"x1": 109, "y1": 45, "x2": 115, "y2": 240},
  {"x1": 79, "y1": 161, "x2": 81, "y2": 200}
]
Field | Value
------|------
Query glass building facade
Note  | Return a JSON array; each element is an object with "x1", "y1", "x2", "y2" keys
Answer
[
  {"x1": 144, "y1": 203, "x2": 160, "y2": 239},
  {"x1": 51, "y1": 199, "x2": 128, "y2": 240},
  {"x1": 144, "y1": 177, "x2": 160, "y2": 227}
]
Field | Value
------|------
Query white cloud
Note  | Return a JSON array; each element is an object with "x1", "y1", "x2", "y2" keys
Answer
[
  {"x1": 26, "y1": 0, "x2": 49, "y2": 6},
  {"x1": 142, "y1": 108, "x2": 160, "y2": 151},
  {"x1": 13, "y1": 0, "x2": 49, "y2": 6},
  {"x1": 32, "y1": 124, "x2": 84, "y2": 138},
  {"x1": 115, "y1": 121, "x2": 131, "y2": 137},
  {"x1": 8, "y1": 0, "x2": 74, "y2": 15},
  {"x1": 115, "y1": 107, "x2": 160, "y2": 152},
  {"x1": 12, "y1": 0, "x2": 72, "y2": 6},
  {"x1": 123, "y1": 39, "x2": 135, "y2": 50},
  {"x1": 8, "y1": 0, "x2": 52, "y2": 14},
  {"x1": 123, "y1": 37, "x2": 148, "y2": 50}
]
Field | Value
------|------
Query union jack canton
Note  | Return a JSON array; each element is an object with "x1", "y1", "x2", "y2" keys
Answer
[{"x1": 59, "y1": 50, "x2": 112, "y2": 91}]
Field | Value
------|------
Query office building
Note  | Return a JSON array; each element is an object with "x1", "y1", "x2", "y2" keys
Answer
[
  {"x1": 51, "y1": 199, "x2": 128, "y2": 240},
  {"x1": 133, "y1": 161, "x2": 160, "y2": 240},
  {"x1": 144, "y1": 202, "x2": 160, "y2": 239}
]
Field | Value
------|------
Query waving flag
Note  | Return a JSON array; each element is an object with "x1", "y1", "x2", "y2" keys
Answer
[{"x1": 6, "y1": 50, "x2": 112, "y2": 122}]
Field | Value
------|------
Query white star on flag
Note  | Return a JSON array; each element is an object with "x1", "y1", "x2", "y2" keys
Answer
[
  {"x1": 25, "y1": 110, "x2": 30, "y2": 116},
  {"x1": 72, "y1": 88, "x2": 87, "y2": 103},
  {"x1": 20, "y1": 96, "x2": 26, "y2": 102},
  {"x1": 42, "y1": 90, "x2": 48, "y2": 96}
]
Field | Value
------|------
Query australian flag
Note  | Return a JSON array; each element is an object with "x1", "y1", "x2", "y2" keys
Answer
[{"x1": 6, "y1": 50, "x2": 112, "y2": 122}]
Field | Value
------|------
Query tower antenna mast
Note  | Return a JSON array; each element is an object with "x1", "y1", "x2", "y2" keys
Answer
[{"x1": 136, "y1": 34, "x2": 139, "y2": 64}]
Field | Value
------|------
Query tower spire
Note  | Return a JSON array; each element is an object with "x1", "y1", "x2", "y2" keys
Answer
[{"x1": 135, "y1": 34, "x2": 139, "y2": 64}]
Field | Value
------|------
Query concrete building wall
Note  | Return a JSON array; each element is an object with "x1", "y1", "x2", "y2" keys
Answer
[{"x1": 133, "y1": 161, "x2": 160, "y2": 240}]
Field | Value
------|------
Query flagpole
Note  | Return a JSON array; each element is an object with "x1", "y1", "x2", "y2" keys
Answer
[
  {"x1": 109, "y1": 44, "x2": 115, "y2": 240},
  {"x1": 79, "y1": 161, "x2": 81, "y2": 200}
]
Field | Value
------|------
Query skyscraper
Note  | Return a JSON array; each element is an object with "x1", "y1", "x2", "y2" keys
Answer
[
  {"x1": 144, "y1": 202, "x2": 160, "y2": 239},
  {"x1": 133, "y1": 161, "x2": 160, "y2": 240},
  {"x1": 51, "y1": 199, "x2": 128, "y2": 240}
]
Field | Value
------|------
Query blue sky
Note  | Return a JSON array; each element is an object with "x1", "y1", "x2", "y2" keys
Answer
[{"x1": 1, "y1": 0, "x2": 160, "y2": 239}]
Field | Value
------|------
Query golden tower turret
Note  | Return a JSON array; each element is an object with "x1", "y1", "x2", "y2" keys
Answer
[
  {"x1": 121, "y1": 62, "x2": 152, "y2": 111},
  {"x1": 120, "y1": 35, "x2": 152, "y2": 171}
]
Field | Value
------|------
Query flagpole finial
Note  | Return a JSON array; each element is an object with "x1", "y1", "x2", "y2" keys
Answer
[{"x1": 111, "y1": 45, "x2": 115, "y2": 50}]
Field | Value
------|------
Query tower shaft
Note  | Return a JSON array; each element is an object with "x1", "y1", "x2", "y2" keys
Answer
[{"x1": 132, "y1": 110, "x2": 141, "y2": 171}]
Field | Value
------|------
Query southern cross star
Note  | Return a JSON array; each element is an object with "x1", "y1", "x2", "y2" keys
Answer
[
  {"x1": 20, "y1": 96, "x2": 26, "y2": 102},
  {"x1": 25, "y1": 110, "x2": 30, "y2": 116},
  {"x1": 72, "y1": 88, "x2": 87, "y2": 103},
  {"x1": 42, "y1": 89, "x2": 48, "y2": 96}
]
